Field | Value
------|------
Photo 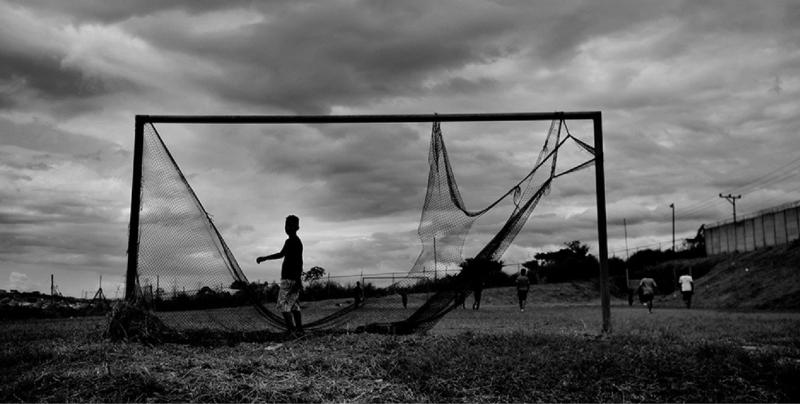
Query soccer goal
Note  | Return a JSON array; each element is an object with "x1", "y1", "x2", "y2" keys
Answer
[{"x1": 125, "y1": 112, "x2": 610, "y2": 335}]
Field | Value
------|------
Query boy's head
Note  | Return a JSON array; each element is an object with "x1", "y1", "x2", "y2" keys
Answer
[
  {"x1": 285, "y1": 215, "x2": 299, "y2": 235},
  {"x1": 520, "y1": 268, "x2": 527, "y2": 276}
]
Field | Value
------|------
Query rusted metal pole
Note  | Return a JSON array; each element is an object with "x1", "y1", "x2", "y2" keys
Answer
[
  {"x1": 592, "y1": 113, "x2": 611, "y2": 333},
  {"x1": 125, "y1": 116, "x2": 145, "y2": 301}
]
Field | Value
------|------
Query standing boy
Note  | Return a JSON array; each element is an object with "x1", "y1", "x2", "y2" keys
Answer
[
  {"x1": 678, "y1": 271, "x2": 694, "y2": 309},
  {"x1": 353, "y1": 281, "x2": 364, "y2": 307},
  {"x1": 257, "y1": 215, "x2": 304, "y2": 335},
  {"x1": 398, "y1": 288, "x2": 408, "y2": 308},
  {"x1": 472, "y1": 280, "x2": 483, "y2": 310},
  {"x1": 516, "y1": 268, "x2": 530, "y2": 312}
]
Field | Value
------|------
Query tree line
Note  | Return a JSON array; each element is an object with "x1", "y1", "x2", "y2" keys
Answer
[{"x1": 149, "y1": 234, "x2": 706, "y2": 311}]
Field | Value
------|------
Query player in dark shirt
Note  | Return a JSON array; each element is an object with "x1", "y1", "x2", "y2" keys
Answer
[
  {"x1": 353, "y1": 281, "x2": 364, "y2": 307},
  {"x1": 257, "y1": 215, "x2": 304, "y2": 335},
  {"x1": 516, "y1": 268, "x2": 530, "y2": 312},
  {"x1": 398, "y1": 288, "x2": 408, "y2": 308},
  {"x1": 472, "y1": 280, "x2": 483, "y2": 310},
  {"x1": 638, "y1": 277, "x2": 658, "y2": 314}
]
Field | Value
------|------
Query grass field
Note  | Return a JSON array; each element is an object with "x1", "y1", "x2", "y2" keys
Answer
[{"x1": 2, "y1": 295, "x2": 799, "y2": 403}]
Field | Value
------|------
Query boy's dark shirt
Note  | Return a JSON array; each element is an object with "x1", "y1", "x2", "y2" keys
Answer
[
  {"x1": 517, "y1": 276, "x2": 530, "y2": 291},
  {"x1": 280, "y1": 235, "x2": 303, "y2": 282}
]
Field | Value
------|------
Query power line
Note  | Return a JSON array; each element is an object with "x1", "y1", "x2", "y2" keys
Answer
[
  {"x1": 721, "y1": 155, "x2": 800, "y2": 196},
  {"x1": 616, "y1": 155, "x2": 800, "y2": 249}
]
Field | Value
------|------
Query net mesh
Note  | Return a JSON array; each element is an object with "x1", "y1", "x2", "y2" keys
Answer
[{"x1": 131, "y1": 119, "x2": 594, "y2": 335}]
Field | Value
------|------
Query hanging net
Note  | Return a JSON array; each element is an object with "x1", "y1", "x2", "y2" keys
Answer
[{"x1": 129, "y1": 118, "x2": 595, "y2": 335}]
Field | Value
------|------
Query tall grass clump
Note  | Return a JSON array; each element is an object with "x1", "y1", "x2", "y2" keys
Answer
[
  {"x1": 105, "y1": 300, "x2": 168, "y2": 343},
  {"x1": 387, "y1": 331, "x2": 800, "y2": 402}
]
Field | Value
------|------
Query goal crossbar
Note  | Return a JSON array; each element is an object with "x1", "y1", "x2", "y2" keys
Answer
[
  {"x1": 127, "y1": 111, "x2": 610, "y2": 332},
  {"x1": 138, "y1": 111, "x2": 600, "y2": 125}
]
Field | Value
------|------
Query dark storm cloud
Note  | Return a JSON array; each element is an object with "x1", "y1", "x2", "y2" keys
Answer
[
  {"x1": 3, "y1": 161, "x2": 51, "y2": 171},
  {"x1": 2, "y1": 0, "x2": 799, "y2": 292},
  {"x1": 0, "y1": 50, "x2": 111, "y2": 102},
  {"x1": 0, "y1": 192, "x2": 123, "y2": 232},
  {"x1": 238, "y1": 119, "x2": 569, "y2": 225},
  {"x1": 0, "y1": 18, "x2": 141, "y2": 113},
  {"x1": 0, "y1": 118, "x2": 129, "y2": 165},
  {"x1": 0, "y1": 207, "x2": 124, "y2": 256},
  {"x1": 4, "y1": 0, "x2": 247, "y2": 24},
  {"x1": 114, "y1": 1, "x2": 592, "y2": 113},
  {"x1": 249, "y1": 123, "x2": 428, "y2": 221}
]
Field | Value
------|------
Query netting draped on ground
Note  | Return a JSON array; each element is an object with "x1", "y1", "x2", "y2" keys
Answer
[{"x1": 131, "y1": 119, "x2": 594, "y2": 335}]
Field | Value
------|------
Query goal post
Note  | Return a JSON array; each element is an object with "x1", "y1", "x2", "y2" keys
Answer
[{"x1": 126, "y1": 111, "x2": 610, "y2": 332}]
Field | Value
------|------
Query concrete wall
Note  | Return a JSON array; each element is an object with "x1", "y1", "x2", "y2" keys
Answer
[{"x1": 706, "y1": 201, "x2": 800, "y2": 255}]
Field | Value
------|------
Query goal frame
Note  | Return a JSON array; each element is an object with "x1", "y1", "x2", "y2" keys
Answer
[{"x1": 127, "y1": 112, "x2": 610, "y2": 331}]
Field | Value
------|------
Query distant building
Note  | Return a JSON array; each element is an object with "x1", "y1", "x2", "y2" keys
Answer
[
  {"x1": 10, "y1": 290, "x2": 19, "y2": 294},
  {"x1": 0, "y1": 289, "x2": 6, "y2": 295}
]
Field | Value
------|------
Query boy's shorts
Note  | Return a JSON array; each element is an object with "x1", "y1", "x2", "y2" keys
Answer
[
  {"x1": 517, "y1": 289, "x2": 529, "y2": 301},
  {"x1": 681, "y1": 291, "x2": 693, "y2": 301},
  {"x1": 277, "y1": 279, "x2": 301, "y2": 313},
  {"x1": 641, "y1": 293, "x2": 654, "y2": 303}
]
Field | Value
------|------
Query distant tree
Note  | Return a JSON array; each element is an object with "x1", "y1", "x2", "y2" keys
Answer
[
  {"x1": 458, "y1": 257, "x2": 510, "y2": 287},
  {"x1": 459, "y1": 257, "x2": 504, "y2": 274},
  {"x1": 535, "y1": 240, "x2": 598, "y2": 283},
  {"x1": 230, "y1": 280, "x2": 248, "y2": 290},
  {"x1": 627, "y1": 248, "x2": 669, "y2": 273},
  {"x1": 565, "y1": 240, "x2": 590, "y2": 256},
  {"x1": 608, "y1": 256, "x2": 626, "y2": 278},
  {"x1": 303, "y1": 266, "x2": 326, "y2": 283}
]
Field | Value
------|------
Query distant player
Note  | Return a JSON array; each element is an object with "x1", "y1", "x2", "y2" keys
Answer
[
  {"x1": 353, "y1": 281, "x2": 364, "y2": 307},
  {"x1": 516, "y1": 268, "x2": 530, "y2": 312},
  {"x1": 472, "y1": 280, "x2": 484, "y2": 310},
  {"x1": 456, "y1": 289, "x2": 467, "y2": 309},
  {"x1": 398, "y1": 288, "x2": 408, "y2": 308},
  {"x1": 638, "y1": 277, "x2": 658, "y2": 314},
  {"x1": 678, "y1": 271, "x2": 694, "y2": 309},
  {"x1": 256, "y1": 215, "x2": 304, "y2": 335}
]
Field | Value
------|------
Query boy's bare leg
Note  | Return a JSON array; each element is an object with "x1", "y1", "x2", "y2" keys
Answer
[
  {"x1": 292, "y1": 310, "x2": 304, "y2": 334},
  {"x1": 282, "y1": 312, "x2": 295, "y2": 332}
]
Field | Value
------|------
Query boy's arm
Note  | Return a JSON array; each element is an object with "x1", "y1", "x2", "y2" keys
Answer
[
  {"x1": 256, "y1": 240, "x2": 288, "y2": 264},
  {"x1": 256, "y1": 251, "x2": 284, "y2": 264}
]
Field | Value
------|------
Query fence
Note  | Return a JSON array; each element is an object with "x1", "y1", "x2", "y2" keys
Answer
[{"x1": 705, "y1": 200, "x2": 800, "y2": 255}]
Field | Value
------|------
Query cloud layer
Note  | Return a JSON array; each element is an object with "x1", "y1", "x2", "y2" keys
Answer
[{"x1": 1, "y1": 0, "x2": 799, "y2": 296}]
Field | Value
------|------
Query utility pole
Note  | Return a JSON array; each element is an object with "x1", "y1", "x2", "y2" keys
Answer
[
  {"x1": 433, "y1": 237, "x2": 438, "y2": 282},
  {"x1": 624, "y1": 218, "x2": 629, "y2": 285},
  {"x1": 670, "y1": 204, "x2": 675, "y2": 252},
  {"x1": 720, "y1": 194, "x2": 742, "y2": 251},
  {"x1": 624, "y1": 218, "x2": 629, "y2": 261}
]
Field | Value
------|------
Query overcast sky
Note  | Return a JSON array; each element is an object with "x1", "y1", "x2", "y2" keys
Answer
[{"x1": 1, "y1": 0, "x2": 798, "y2": 298}]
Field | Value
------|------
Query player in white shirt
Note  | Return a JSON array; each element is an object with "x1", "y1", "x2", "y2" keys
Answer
[{"x1": 678, "y1": 272, "x2": 694, "y2": 309}]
